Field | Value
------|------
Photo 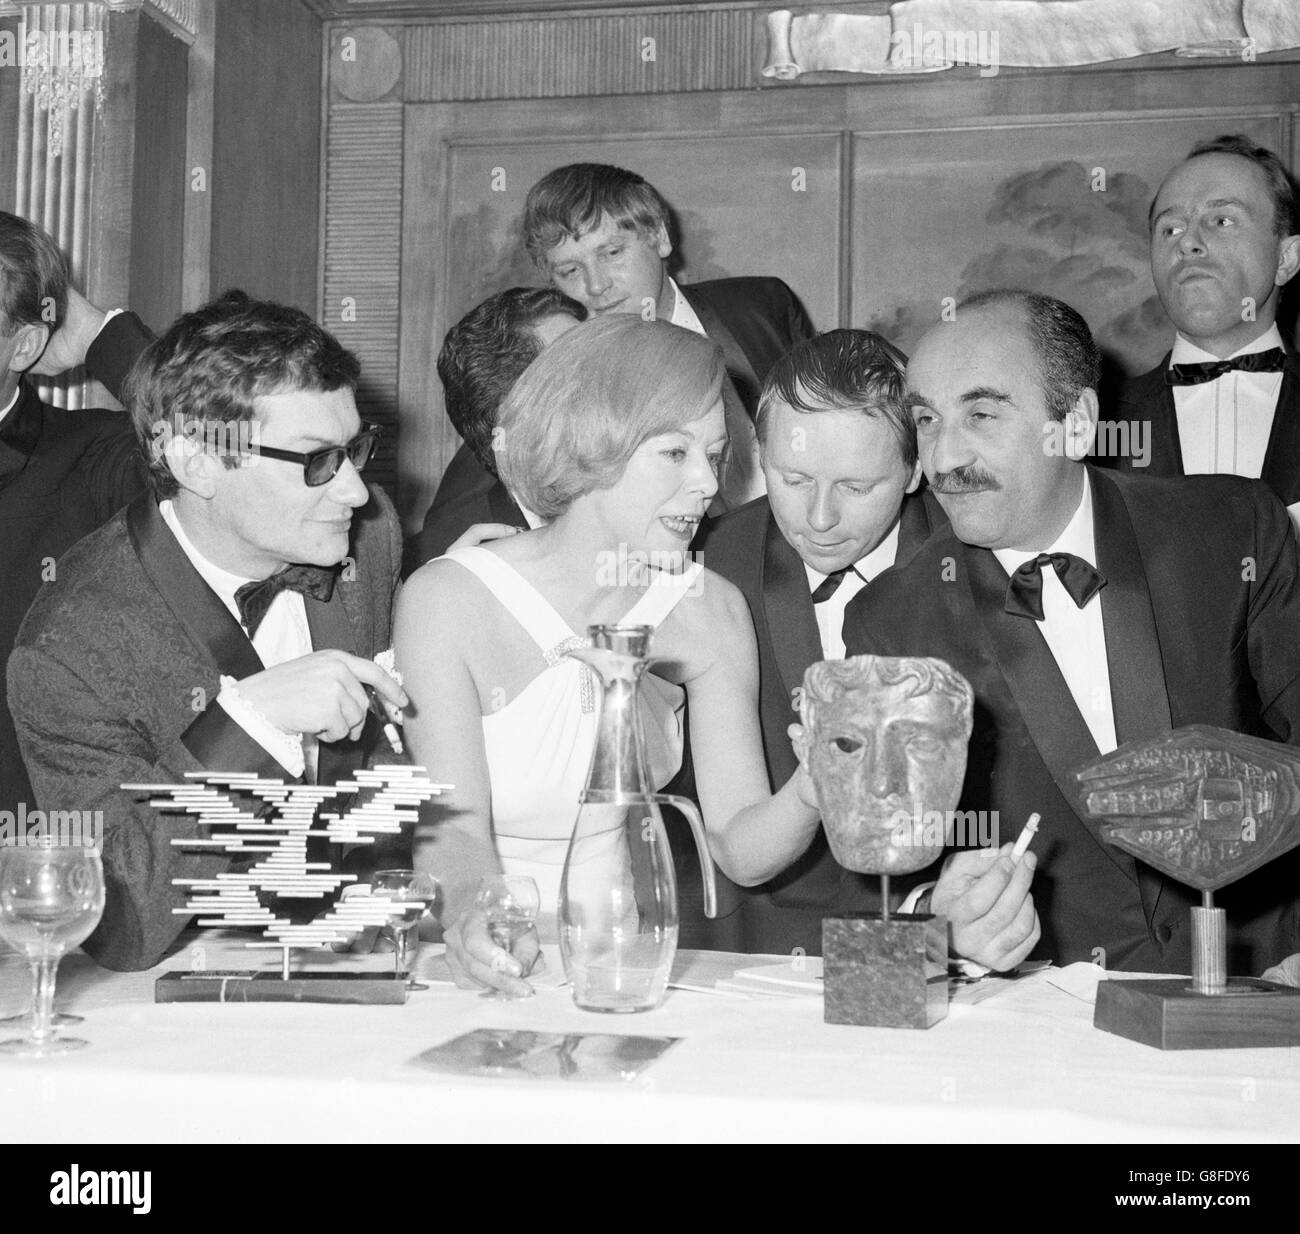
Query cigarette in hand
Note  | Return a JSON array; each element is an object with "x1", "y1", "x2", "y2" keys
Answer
[
  {"x1": 366, "y1": 685, "x2": 405, "y2": 755},
  {"x1": 1011, "y1": 813, "x2": 1040, "y2": 864}
]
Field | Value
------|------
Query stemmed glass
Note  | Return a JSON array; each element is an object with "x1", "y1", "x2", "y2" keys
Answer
[
  {"x1": 373, "y1": 868, "x2": 439, "y2": 992},
  {"x1": 0, "y1": 842, "x2": 105, "y2": 1056},
  {"x1": 475, "y1": 875, "x2": 541, "y2": 998}
]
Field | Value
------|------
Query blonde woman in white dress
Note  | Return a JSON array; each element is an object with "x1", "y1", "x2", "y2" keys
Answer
[{"x1": 395, "y1": 315, "x2": 821, "y2": 995}]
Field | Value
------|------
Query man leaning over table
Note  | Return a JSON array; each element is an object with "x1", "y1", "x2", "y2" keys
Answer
[
  {"x1": 845, "y1": 289, "x2": 1300, "y2": 977},
  {"x1": 8, "y1": 291, "x2": 409, "y2": 972},
  {"x1": 698, "y1": 329, "x2": 946, "y2": 954}
]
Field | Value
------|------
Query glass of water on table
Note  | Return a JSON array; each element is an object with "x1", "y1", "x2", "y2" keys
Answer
[
  {"x1": 475, "y1": 875, "x2": 540, "y2": 997},
  {"x1": 373, "y1": 868, "x2": 440, "y2": 992},
  {"x1": 0, "y1": 841, "x2": 105, "y2": 1056}
]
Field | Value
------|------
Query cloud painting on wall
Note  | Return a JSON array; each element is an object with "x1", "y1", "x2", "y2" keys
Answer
[{"x1": 854, "y1": 117, "x2": 1284, "y2": 376}]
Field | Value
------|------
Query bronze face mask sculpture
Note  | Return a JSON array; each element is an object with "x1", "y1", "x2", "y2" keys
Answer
[{"x1": 796, "y1": 656, "x2": 973, "y2": 875}]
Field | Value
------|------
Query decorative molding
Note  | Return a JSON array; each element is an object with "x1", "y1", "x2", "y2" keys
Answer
[
  {"x1": 764, "y1": 2, "x2": 1300, "y2": 77},
  {"x1": 305, "y1": 0, "x2": 795, "y2": 19},
  {"x1": 321, "y1": 102, "x2": 404, "y2": 491},
  {"x1": 139, "y1": 0, "x2": 200, "y2": 42},
  {"x1": 400, "y1": 8, "x2": 755, "y2": 100},
  {"x1": 12, "y1": 9, "x2": 99, "y2": 409},
  {"x1": 0, "y1": 0, "x2": 200, "y2": 41}
]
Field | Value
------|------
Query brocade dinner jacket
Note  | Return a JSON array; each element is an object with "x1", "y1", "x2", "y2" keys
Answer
[{"x1": 8, "y1": 487, "x2": 403, "y2": 972}]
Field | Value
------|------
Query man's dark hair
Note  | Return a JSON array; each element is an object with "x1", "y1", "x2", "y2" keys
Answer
[
  {"x1": 959, "y1": 290, "x2": 1101, "y2": 422},
  {"x1": 0, "y1": 210, "x2": 68, "y2": 335},
  {"x1": 124, "y1": 290, "x2": 361, "y2": 498},
  {"x1": 756, "y1": 329, "x2": 916, "y2": 469},
  {"x1": 523, "y1": 163, "x2": 672, "y2": 265},
  {"x1": 437, "y1": 287, "x2": 586, "y2": 474},
  {"x1": 1151, "y1": 134, "x2": 1299, "y2": 238}
]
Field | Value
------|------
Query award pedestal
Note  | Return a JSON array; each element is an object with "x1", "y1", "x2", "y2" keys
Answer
[
  {"x1": 155, "y1": 970, "x2": 408, "y2": 1004},
  {"x1": 1095, "y1": 977, "x2": 1300, "y2": 1050},
  {"x1": 823, "y1": 912, "x2": 948, "y2": 1028},
  {"x1": 1095, "y1": 906, "x2": 1300, "y2": 1049}
]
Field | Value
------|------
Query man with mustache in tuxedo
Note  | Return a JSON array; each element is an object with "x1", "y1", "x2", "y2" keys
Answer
[{"x1": 844, "y1": 289, "x2": 1300, "y2": 976}]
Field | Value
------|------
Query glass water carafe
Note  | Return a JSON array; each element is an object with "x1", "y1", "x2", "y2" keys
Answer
[{"x1": 560, "y1": 625, "x2": 717, "y2": 1012}]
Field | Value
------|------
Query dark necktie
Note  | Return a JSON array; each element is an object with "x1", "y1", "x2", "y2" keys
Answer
[
  {"x1": 1166, "y1": 348, "x2": 1285, "y2": 386},
  {"x1": 234, "y1": 564, "x2": 337, "y2": 637},
  {"x1": 1004, "y1": 552, "x2": 1106, "y2": 622},
  {"x1": 811, "y1": 567, "x2": 860, "y2": 604}
]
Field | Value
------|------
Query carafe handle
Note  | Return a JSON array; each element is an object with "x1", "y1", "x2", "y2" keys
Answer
[{"x1": 650, "y1": 794, "x2": 717, "y2": 919}]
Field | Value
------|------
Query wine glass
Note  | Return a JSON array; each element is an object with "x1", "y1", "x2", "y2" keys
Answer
[
  {"x1": 373, "y1": 868, "x2": 439, "y2": 992},
  {"x1": 475, "y1": 875, "x2": 540, "y2": 998},
  {"x1": 0, "y1": 842, "x2": 105, "y2": 1056}
]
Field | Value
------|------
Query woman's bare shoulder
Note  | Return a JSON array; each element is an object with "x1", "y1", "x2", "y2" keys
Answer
[
  {"x1": 689, "y1": 565, "x2": 751, "y2": 626},
  {"x1": 659, "y1": 565, "x2": 753, "y2": 647},
  {"x1": 397, "y1": 555, "x2": 491, "y2": 626}
]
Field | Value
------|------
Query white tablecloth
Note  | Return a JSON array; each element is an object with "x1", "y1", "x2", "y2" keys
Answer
[{"x1": 1, "y1": 935, "x2": 1296, "y2": 1143}]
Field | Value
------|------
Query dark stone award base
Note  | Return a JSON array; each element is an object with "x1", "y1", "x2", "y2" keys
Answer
[
  {"x1": 1094, "y1": 977, "x2": 1300, "y2": 1050},
  {"x1": 155, "y1": 970, "x2": 408, "y2": 1004},
  {"x1": 822, "y1": 913, "x2": 948, "y2": 1029}
]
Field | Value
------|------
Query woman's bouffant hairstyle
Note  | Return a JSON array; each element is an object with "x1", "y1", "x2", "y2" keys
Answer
[{"x1": 495, "y1": 315, "x2": 724, "y2": 520}]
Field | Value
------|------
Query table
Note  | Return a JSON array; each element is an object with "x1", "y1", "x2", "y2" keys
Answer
[{"x1": 1, "y1": 934, "x2": 1297, "y2": 1143}]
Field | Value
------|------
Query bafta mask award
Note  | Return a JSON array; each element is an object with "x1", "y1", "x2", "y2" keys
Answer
[
  {"x1": 796, "y1": 655, "x2": 973, "y2": 1028},
  {"x1": 1076, "y1": 725, "x2": 1300, "y2": 1049}
]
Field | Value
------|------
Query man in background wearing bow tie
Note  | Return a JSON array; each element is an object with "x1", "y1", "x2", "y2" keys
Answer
[
  {"x1": 1110, "y1": 135, "x2": 1300, "y2": 513},
  {"x1": 8, "y1": 291, "x2": 407, "y2": 972},
  {"x1": 844, "y1": 290, "x2": 1300, "y2": 976}
]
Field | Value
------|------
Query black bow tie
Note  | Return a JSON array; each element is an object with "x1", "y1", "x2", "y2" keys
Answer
[
  {"x1": 234, "y1": 564, "x2": 337, "y2": 637},
  {"x1": 811, "y1": 567, "x2": 862, "y2": 604},
  {"x1": 1005, "y1": 552, "x2": 1105, "y2": 622},
  {"x1": 1166, "y1": 348, "x2": 1285, "y2": 386}
]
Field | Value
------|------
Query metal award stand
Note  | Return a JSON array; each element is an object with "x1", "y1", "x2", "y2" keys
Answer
[
  {"x1": 1077, "y1": 725, "x2": 1300, "y2": 1049},
  {"x1": 122, "y1": 765, "x2": 448, "y2": 1004}
]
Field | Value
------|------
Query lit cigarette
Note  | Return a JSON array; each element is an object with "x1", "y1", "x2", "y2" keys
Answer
[
  {"x1": 366, "y1": 686, "x2": 405, "y2": 755},
  {"x1": 1011, "y1": 813, "x2": 1040, "y2": 863}
]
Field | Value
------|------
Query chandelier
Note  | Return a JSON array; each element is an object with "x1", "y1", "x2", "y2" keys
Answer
[{"x1": 18, "y1": 3, "x2": 106, "y2": 159}]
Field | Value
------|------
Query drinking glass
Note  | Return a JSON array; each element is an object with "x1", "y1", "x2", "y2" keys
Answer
[
  {"x1": 0, "y1": 843, "x2": 105, "y2": 1056},
  {"x1": 475, "y1": 875, "x2": 540, "y2": 998},
  {"x1": 373, "y1": 868, "x2": 439, "y2": 991}
]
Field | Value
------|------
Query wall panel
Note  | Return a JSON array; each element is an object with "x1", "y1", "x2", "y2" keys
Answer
[{"x1": 320, "y1": 15, "x2": 1300, "y2": 526}]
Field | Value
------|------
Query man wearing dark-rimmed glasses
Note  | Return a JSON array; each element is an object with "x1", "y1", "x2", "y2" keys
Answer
[{"x1": 8, "y1": 290, "x2": 409, "y2": 972}]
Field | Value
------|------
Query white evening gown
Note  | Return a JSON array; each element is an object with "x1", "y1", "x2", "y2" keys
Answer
[{"x1": 438, "y1": 546, "x2": 703, "y2": 914}]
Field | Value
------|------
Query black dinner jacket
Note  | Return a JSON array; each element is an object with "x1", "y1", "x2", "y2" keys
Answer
[
  {"x1": 843, "y1": 466, "x2": 1300, "y2": 975},
  {"x1": 688, "y1": 488, "x2": 946, "y2": 954},
  {"x1": 1110, "y1": 349, "x2": 1300, "y2": 506},
  {"x1": 0, "y1": 312, "x2": 152, "y2": 814},
  {"x1": 404, "y1": 276, "x2": 816, "y2": 577},
  {"x1": 8, "y1": 487, "x2": 403, "y2": 972}
]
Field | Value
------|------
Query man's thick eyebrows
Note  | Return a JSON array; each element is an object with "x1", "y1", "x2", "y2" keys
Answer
[
  {"x1": 1150, "y1": 202, "x2": 1179, "y2": 228},
  {"x1": 1203, "y1": 196, "x2": 1255, "y2": 214},
  {"x1": 960, "y1": 386, "x2": 1013, "y2": 406},
  {"x1": 1153, "y1": 196, "x2": 1254, "y2": 226},
  {"x1": 904, "y1": 391, "x2": 934, "y2": 414}
]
